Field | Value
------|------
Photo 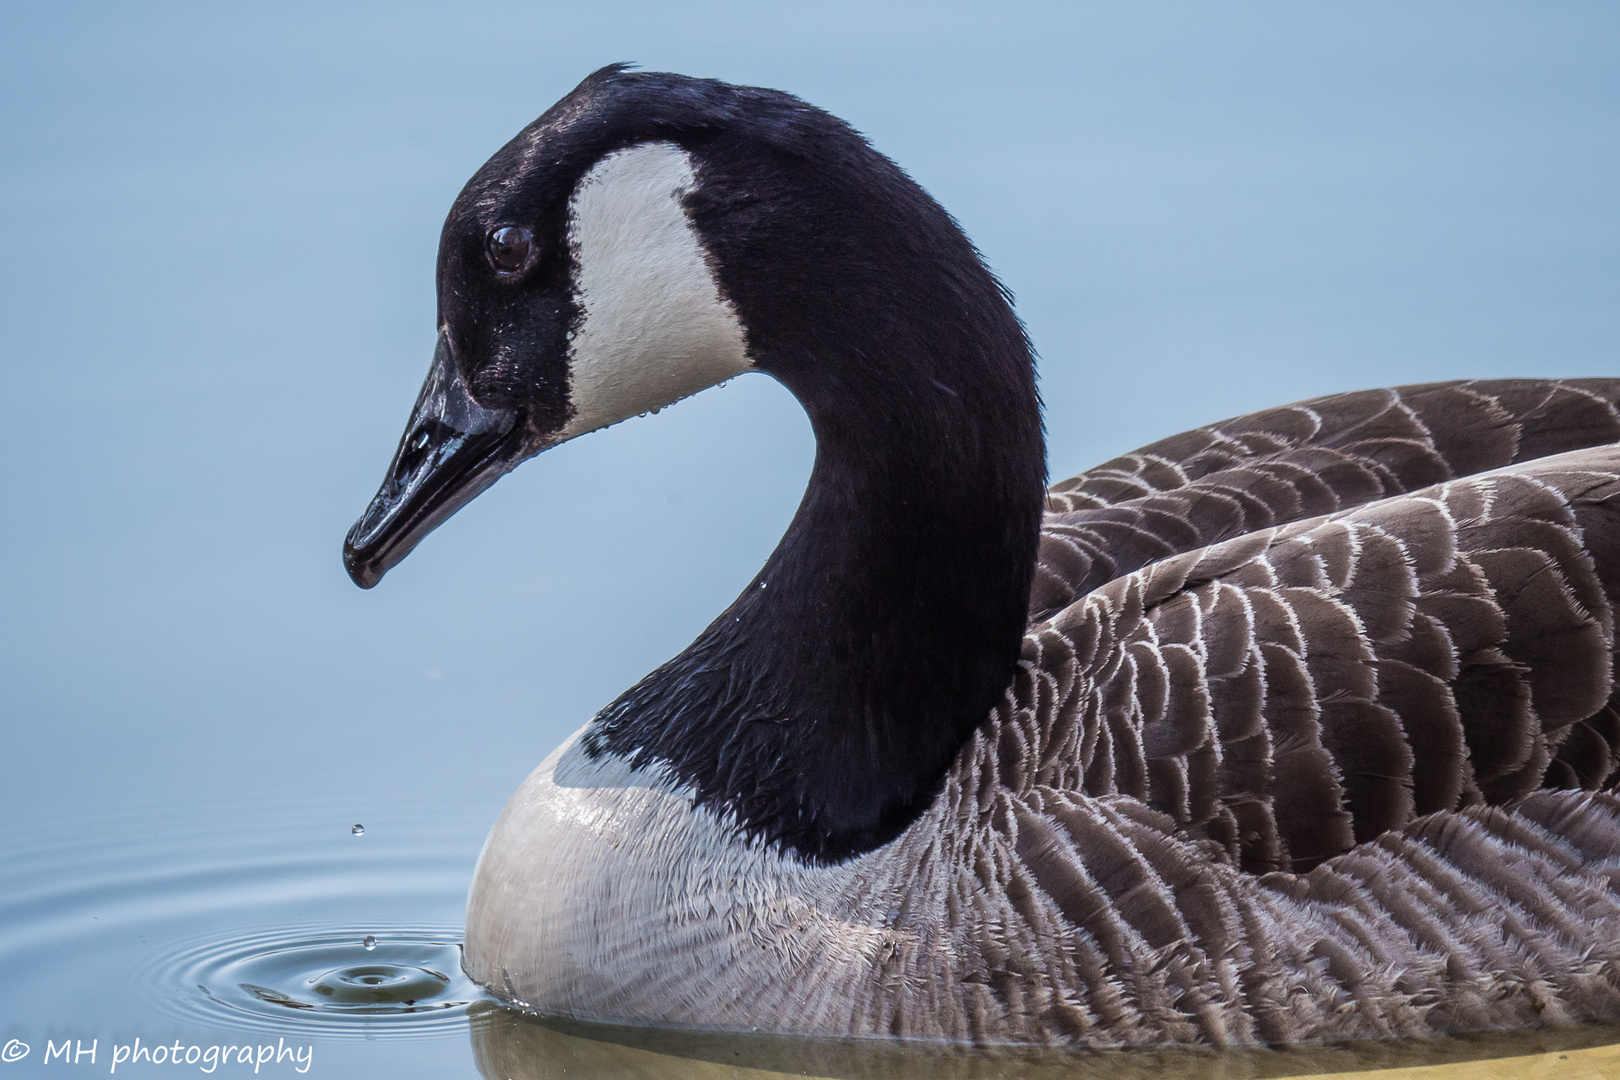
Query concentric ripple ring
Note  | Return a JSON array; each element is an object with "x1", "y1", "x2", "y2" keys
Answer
[{"x1": 148, "y1": 924, "x2": 484, "y2": 1038}]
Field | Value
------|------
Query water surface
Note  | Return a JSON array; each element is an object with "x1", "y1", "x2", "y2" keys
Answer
[{"x1": 6, "y1": 792, "x2": 1620, "y2": 1078}]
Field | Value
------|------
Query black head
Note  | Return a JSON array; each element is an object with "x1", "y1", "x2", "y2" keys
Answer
[{"x1": 345, "y1": 65, "x2": 925, "y2": 586}]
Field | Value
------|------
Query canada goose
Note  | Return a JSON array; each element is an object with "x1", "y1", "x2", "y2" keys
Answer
[{"x1": 344, "y1": 66, "x2": 1620, "y2": 1045}]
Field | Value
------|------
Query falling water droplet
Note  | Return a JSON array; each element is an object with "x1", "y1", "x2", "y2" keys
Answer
[
  {"x1": 351, "y1": 824, "x2": 364, "y2": 837},
  {"x1": 362, "y1": 935, "x2": 376, "y2": 951}
]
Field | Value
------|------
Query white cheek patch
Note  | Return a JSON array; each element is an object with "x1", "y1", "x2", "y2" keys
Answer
[{"x1": 558, "y1": 141, "x2": 752, "y2": 441}]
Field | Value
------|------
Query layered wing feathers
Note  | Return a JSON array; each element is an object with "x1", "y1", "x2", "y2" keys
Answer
[
  {"x1": 952, "y1": 386, "x2": 1620, "y2": 1040},
  {"x1": 1033, "y1": 379, "x2": 1620, "y2": 621},
  {"x1": 1026, "y1": 445, "x2": 1620, "y2": 874}
]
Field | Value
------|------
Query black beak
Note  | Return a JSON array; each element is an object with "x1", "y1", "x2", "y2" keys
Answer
[{"x1": 343, "y1": 331, "x2": 527, "y2": 588}]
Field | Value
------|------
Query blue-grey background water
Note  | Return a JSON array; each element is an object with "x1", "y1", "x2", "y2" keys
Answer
[{"x1": 3, "y1": 3, "x2": 1619, "y2": 1077}]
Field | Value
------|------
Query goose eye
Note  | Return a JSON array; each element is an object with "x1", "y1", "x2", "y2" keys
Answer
[{"x1": 486, "y1": 225, "x2": 534, "y2": 274}]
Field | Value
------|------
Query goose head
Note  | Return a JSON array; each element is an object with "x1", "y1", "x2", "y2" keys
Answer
[
  {"x1": 345, "y1": 66, "x2": 1044, "y2": 861},
  {"x1": 346, "y1": 64, "x2": 1038, "y2": 587},
  {"x1": 344, "y1": 71, "x2": 754, "y2": 587}
]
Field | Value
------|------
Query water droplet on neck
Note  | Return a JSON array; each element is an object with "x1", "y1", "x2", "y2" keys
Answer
[
  {"x1": 362, "y1": 935, "x2": 376, "y2": 951},
  {"x1": 351, "y1": 825, "x2": 364, "y2": 837}
]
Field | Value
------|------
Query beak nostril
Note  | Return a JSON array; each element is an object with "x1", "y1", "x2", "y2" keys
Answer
[
  {"x1": 397, "y1": 426, "x2": 439, "y2": 480},
  {"x1": 345, "y1": 330, "x2": 524, "y2": 591}
]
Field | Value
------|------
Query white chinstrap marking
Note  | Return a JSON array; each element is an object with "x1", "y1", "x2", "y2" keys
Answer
[{"x1": 558, "y1": 141, "x2": 752, "y2": 442}]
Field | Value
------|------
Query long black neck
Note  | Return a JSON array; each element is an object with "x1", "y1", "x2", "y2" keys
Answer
[{"x1": 582, "y1": 100, "x2": 1046, "y2": 863}]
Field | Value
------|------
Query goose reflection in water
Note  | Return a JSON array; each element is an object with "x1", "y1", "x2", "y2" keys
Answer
[{"x1": 466, "y1": 1007, "x2": 1620, "y2": 1080}]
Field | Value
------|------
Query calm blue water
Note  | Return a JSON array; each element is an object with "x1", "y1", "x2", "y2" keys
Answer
[{"x1": 3, "y1": 2, "x2": 1620, "y2": 1076}]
